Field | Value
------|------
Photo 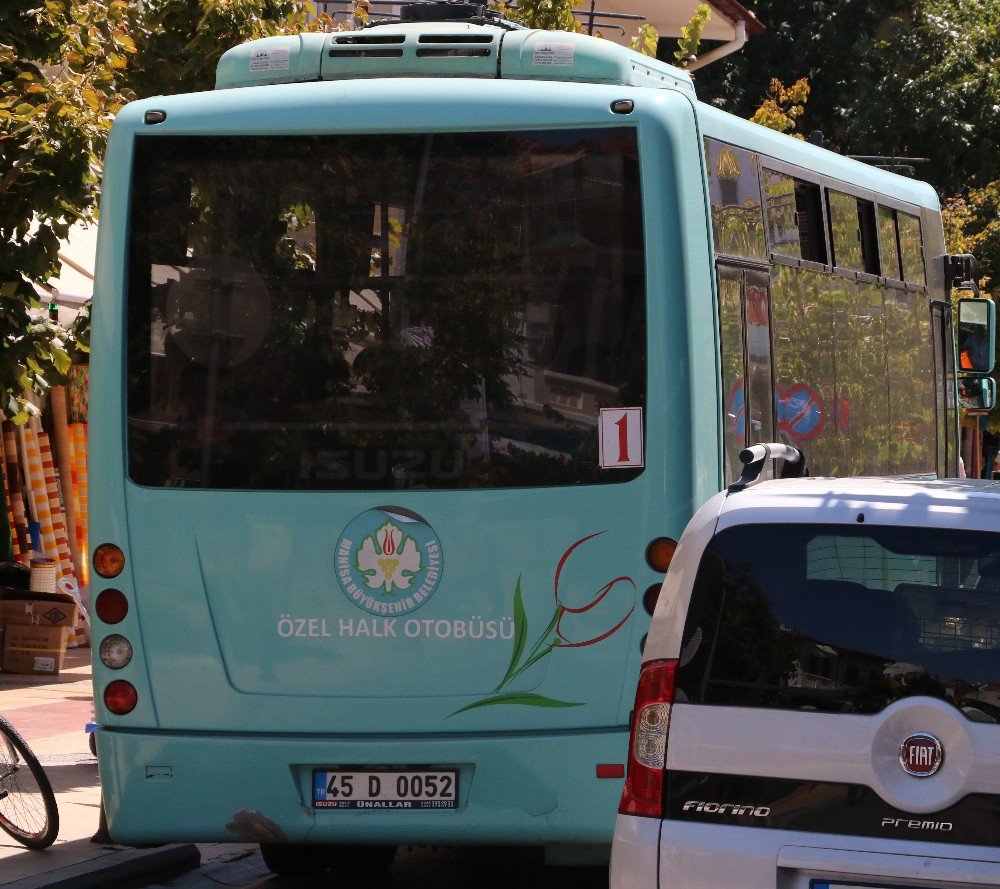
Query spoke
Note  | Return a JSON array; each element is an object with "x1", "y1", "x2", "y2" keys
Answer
[{"x1": 0, "y1": 750, "x2": 50, "y2": 840}]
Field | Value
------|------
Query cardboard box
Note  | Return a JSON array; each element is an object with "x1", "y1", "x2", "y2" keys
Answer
[
  {"x1": 0, "y1": 589, "x2": 78, "y2": 629},
  {"x1": 2, "y1": 624, "x2": 69, "y2": 675}
]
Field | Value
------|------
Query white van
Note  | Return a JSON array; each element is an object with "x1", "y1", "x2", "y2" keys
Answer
[{"x1": 611, "y1": 446, "x2": 1000, "y2": 889}]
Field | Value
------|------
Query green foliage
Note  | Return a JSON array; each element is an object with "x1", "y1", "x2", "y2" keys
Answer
[
  {"x1": 0, "y1": 0, "x2": 139, "y2": 420},
  {"x1": 0, "y1": 0, "x2": 336, "y2": 423},
  {"x1": 495, "y1": 0, "x2": 581, "y2": 32},
  {"x1": 125, "y1": 0, "x2": 337, "y2": 98},
  {"x1": 943, "y1": 181, "x2": 1000, "y2": 429},
  {"x1": 943, "y1": 185, "x2": 1000, "y2": 296},
  {"x1": 673, "y1": 3, "x2": 711, "y2": 67},
  {"x1": 750, "y1": 77, "x2": 810, "y2": 138},
  {"x1": 853, "y1": 0, "x2": 1000, "y2": 194},
  {"x1": 628, "y1": 23, "x2": 659, "y2": 58},
  {"x1": 691, "y1": 0, "x2": 1000, "y2": 195}
]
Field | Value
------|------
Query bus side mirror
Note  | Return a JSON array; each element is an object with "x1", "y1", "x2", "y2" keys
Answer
[
  {"x1": 958, "y1": 376, "x2": 997, "y2": 412},
  {"x1": 956, "y1": 296, "x2": 996, "y2": 375}
]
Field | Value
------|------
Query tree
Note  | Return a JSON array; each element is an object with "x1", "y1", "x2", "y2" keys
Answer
[
  {"x1": 671, "y1": 2, "x2": 711, "y2": 67},
  {"x1": 692, "y1": 0, "x2": 1000, "y2": 196},
  {"x1": 0, "y1": 0, "x2": 138, "y2": 420},
  {"x1": 496, "y1": 0, "x2": 581, "y2": 33},
  {"x1": 750, "y1": 77, "x2": 810, "y2": 137},
  {"x1": 0, "y1": 0, "x2": 337, "y2": 423},
  {"x1": 124, "y1": 0, "x2": 336, "y2": 98}
]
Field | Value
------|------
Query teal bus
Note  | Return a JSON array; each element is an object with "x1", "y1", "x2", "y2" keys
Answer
[{"x1": 89, "y1": 3, "x2": 974, "y2": 872}]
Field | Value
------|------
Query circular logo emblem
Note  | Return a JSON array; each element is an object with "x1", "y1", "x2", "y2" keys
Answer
[
  {"x1": 335, "y1": 507, "x2": 443, "y2": 617},
  {"x1": 898, "y1": 732, "x2": 943, "y2": 777}
]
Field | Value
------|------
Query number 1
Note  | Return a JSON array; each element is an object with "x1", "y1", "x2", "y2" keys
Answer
[{"x1": 614, "y1": 414, "x2": 630, "y2": 463}]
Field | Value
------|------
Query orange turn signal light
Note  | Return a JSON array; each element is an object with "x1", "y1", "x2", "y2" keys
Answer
[
  {"x1": 645, "y1": 537, "x2": 678, "y2": 573},
  {"x1": 94, "y1": 544, "x2": 125, "y2": 579}
]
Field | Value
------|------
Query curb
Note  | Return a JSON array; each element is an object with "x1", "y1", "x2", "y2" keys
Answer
[{"x1": 3, "y1": 844, "x2": 201, "y2": 889}]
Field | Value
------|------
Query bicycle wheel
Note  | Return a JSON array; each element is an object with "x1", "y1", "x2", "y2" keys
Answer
[{"x1": 0, "y1": 715, "x2": 59, "y2": 849}]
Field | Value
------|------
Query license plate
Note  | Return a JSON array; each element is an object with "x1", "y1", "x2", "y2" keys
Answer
[{"x1": 313, "y1": 769, "x2": 458, "y2": 809}]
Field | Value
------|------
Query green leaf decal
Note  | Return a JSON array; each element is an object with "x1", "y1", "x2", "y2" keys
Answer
[
  {"x1": 494, "y1": 575, "x2": 527, "y2": 692},
  {"x1": 449, "y1": 692, "x2": 583, "y2": 717}
]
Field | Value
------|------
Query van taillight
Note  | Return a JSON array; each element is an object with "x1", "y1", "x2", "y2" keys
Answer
[{"x1": 619, "y1": 658, "x2": 677, "y2": 818}]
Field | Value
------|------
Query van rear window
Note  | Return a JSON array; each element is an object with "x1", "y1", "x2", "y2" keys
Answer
[{"x1": 676, "y1": 524, "x2": 1000, "y2": 721}]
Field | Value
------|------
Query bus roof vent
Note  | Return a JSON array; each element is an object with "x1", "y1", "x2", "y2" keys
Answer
[
  {"x1": 215, "y1": 19, "x2": 695, "y2": 94},
  {"x1": 321, "y1": 22, "x2": 502, "y2": 79}
]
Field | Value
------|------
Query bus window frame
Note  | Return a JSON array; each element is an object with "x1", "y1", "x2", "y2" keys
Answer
[
  {"x1": 826, "y1": 186, "x2": 880, "y2": 277},
  {"x1": 757, "y1": 156, "x2": 930, "y2": 295},
  {"x1": 759, "y1": 158, "x2": 832, "y2": 269},
  {"x1": 874, "y1": 195, "x2": 930, "y2": 291}
]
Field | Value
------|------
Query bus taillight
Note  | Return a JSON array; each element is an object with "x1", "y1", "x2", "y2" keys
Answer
[
  {"x1": 94, "y1": 544, "x2": 126, "y2": 579},
  {"x1": 104, "y1": 680, "x2": 138, "y2": 715},
  {"x1": 619, "y1": 658, "x2": 677, "y2": 819},
  {"x1": 99, "y1": 635, "x2": 133, "y2": 670},
  {"x1": 95, "y1": 589, "x2": 129, "y2": 624},
  {"x1": 645, "y1": 538, "x2": 677, "y2": 573}
]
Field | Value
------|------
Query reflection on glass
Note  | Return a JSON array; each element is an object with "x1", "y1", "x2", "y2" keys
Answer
[
  {"x1": 828, "y1": 190, "x2": 863, "y2": 272},
  {"x1": 885, "y1": 289, "x2": 935, "y2": 473},
  {"x1": 957, "y1": 299, "x2": 993, "y2": 372},
  {"x1": 877, "y1": 206, "x2": 901, "y2": 280},
  {"x1": 839, "y1": 281, "x2": 886, "y2": 474},
  {"x1": 745, "y1": 275, "x2": 774, "y2": 449},
  {"x1": 677, "y1": 523, "x2": 1000, "y2": 720},
  {"x1": 898, "y1": 211, "x2": 925, "y2": 286},
  {"x1": 762, "y1": 169, "x2": 800, "y2": 259},
  {"x1": 705, "y1": 139, "x2": 767, "y2": 261},
  {"x1": 718, "y1": 271, "x2": 744, "y2": 484},
  {"x1": 771, "y1": 266, "x2": 835, "y2": 469},
  {"x1": 127, "y1": 130, "x2": 646, "y2": 490},
  {"x1": 769, "y1": 260, "x2": 936, "y2": 476}
]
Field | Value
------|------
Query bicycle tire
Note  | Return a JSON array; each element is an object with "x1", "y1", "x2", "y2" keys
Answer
[{"x1": 0, "y1": 715, "x2": 59, "y2": 849}]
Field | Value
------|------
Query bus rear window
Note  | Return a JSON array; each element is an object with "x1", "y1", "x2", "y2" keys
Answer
[
  {"x1": 126, "y1": 131, "x2": 645, "y2": 490},
  {"x1": 676, "y1": 524, "x2": 1000, "y2": 720}
]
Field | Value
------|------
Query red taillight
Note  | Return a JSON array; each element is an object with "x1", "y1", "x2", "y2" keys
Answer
[
  {"x1": 619, "y1": 658, "x2": 677, "y2": 818},
  {"x1": 104, "y1": 680, "x2": 138, "y2": 715},
  {"x1": 95, "y1": 589, "x2": 129, "y2": 624}
]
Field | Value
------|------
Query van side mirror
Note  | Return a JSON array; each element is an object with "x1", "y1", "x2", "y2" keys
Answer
[
  {"x1": 956, "y1": 296, "x2": 996, "y2": 375},
  {"x1": 958, "y1": 376, "x2": 997, "y2": 411}
]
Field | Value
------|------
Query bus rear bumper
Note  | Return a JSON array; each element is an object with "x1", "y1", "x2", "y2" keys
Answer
[{"x1": 97, "y1": 727, "x2": 628, "y2": 850}]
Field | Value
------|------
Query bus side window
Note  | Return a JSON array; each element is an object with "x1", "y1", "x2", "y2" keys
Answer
[
  {"x1": 877, "y1": 206, "x2": 902, "y2": 281},
  {"x1": 828, "y1": 189, "x2": 879, "y2": 276},
  {"x1": 762, "y1": 168, "x2": 801, "y2": 260},
  {"x1": 794, "y1": 180, "x2": 827, "y2": 265},
  {"x1": 897, "y1": 210, "x2": 926, "y2": 286},
  {"x1": 762, "y1": 169, "x2": 827, "y2": 265},
  {"x1": 704, "y1": 138, "x2": 767, "y2": 262}
]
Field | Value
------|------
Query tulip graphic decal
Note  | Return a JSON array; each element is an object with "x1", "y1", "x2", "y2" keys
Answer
[
  {"x1": 357, "y1": 521, "x2": 422, "y2": 593},
  {"x1": 451, "y1": 532, "x2": 635, "y2": 716}
]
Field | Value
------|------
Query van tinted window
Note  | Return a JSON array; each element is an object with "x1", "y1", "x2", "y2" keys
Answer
[{"x1": 676, "y1": 524, "x2": 1000, "y2": 720}]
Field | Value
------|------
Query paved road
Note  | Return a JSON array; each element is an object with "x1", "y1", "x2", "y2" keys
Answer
[{"x1": 128, "y1": 843, "x2": 611, "y2": 889}]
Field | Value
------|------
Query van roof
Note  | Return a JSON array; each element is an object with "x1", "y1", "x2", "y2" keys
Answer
[{"x1": 716, "y1": 476, "x2": 1000, "y2": 535}]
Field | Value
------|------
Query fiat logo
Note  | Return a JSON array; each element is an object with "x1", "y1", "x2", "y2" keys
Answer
[{"x1": 898, "y1": 732, "x2": 943, "y2": 777}]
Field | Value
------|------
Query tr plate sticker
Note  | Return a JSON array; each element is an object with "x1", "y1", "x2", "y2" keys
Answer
[
  {"x1": 335, "y1": 507, "x2": 443, "y2": 616},
  {"x1": 532, "y1": 41, "x2": 575, "y2": 66},
  {"x1": 249, "y1": 43, "x2": 291, "y2": 72}
]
